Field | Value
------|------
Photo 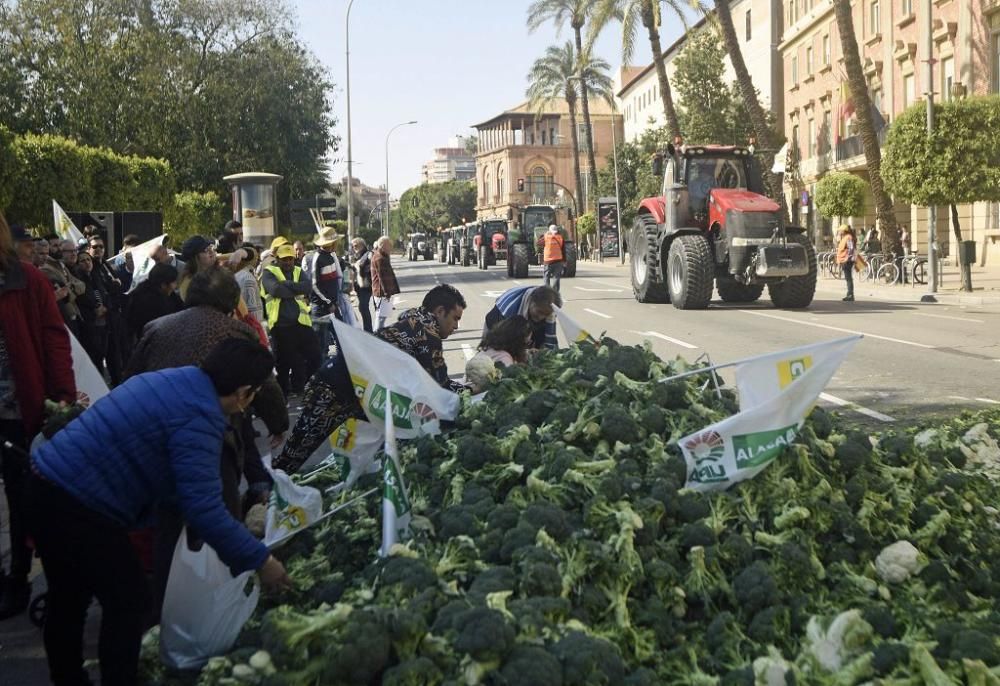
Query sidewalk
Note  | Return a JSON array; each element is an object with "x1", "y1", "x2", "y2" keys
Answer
[{"x1": 583, "y1": 256, "x2": 1000, "y2": 306}]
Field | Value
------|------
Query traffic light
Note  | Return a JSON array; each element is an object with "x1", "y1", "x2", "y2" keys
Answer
[{"x1": 517, "y1": 178, "x2": 524, "y2": 192}]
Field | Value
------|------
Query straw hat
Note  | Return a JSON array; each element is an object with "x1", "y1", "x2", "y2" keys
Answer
[{"x1": 315, "y1": 226, "x2": 345, "y2": 247}]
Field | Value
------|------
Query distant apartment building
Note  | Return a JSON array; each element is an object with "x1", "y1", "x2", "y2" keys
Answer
[
  {"x1": 471, "y1": 98, "x2": 623, "y2": 221},
  {"x1": 617, "y1": 0, "x2": 785, "y2": 143},
  {"x1": 781, "y1": 0, "x2": 999, "y2": 263},
  {"x1": 421, "y1": 136, "x2": 476, "y2": 184}
]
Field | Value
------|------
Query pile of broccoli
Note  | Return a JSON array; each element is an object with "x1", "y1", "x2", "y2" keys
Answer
[{"x1": 181, "y1": 339, "x2": 1000, "y2": 686}]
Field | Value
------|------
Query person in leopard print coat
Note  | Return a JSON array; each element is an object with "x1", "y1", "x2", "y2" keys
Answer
[{"x1": 275, "y1": 284, "x2": 469, "y2": 473}]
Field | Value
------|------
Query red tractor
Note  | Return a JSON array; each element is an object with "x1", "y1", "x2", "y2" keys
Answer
[
  {"x1": 473, "y1": 219, "x2": 509, "y2": 270},
  {"x1": 630, "y1": 143, "x2": 816, "y2": 309}
]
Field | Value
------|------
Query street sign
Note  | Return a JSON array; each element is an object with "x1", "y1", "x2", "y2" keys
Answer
[{"x1": 597, "y1": 197, "x2": 620, "y2": 258}]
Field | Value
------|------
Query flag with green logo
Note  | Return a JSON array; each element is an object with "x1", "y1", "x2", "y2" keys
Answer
[
  {"x1": 332, "y1": 318, "x2": 460, "y2": 439},
  {"x1": 380, "y1": 387, "x2": 411, "y2": 556},
  {"x1": 733, "y1": 336, "x2": 861, "y2": 410},
  {"x1": 681, "y1": 336, "x2": 860, "y2": 492},
  {"x1": 52, "y1": 200, "x2": 84, "y2": 243},
  {"x1": 553, "y1": 305, "x2": 596, "y2": 346}
]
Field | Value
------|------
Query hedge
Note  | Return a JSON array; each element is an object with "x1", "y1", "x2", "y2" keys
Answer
[{"x1": 2, "y1": 132, "x2": 176, "y2": 228}]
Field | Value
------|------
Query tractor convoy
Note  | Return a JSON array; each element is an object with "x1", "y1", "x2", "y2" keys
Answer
[{"x1": 403, "y1": 141, "x2": 815, "y2": 311}]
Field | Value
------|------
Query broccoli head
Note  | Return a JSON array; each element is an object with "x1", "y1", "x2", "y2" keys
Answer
[
  {"x1": 871, "y1": 641, "x2": 909, "y2": 677},
  {"x1": 381, "y1": 656, "x2": 443, "y2": 686},
  {"x1": 437, "y1": 505, "x2": 480, "y2": 539},
  {"x1": 732, "y1": 561, "x2": 781, "y2": 617},
  {"x1": 599, "y1": 404, "x2": 641, "y2": 446},
  {"x1": 551, "y1": 631, "x2": 626, "y2": 686},
  {"x1": 452, "y1": 607, "x2": 516, "y2": 662},
  {"x1": 498, "y1": 644, "x2": 564, "y2": 686}
]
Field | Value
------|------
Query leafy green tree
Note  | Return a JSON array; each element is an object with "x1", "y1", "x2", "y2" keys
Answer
[
  {"x1": 595, "y1": 125, "x2": 666, "y2": 229},
  {"x1": 0, "y1": 0, "x2": 336, "y2": 229},
  {"x1": 576, "y1": 211, "x2": 597, "y2": 242},
  {"x1": 397, "y1": 181, "x2": 477, "y2": 236},
  {"x1": 0, "y1": 125, "x2": 16, "y2": 212},
  {"x1": 164, "y1": 191, "x2": 227, "y2": 244},
  {"x1": 528, "y1": 0, "x2": 602, "y2": 202},
  {"x1": 832, "y1": 0, "x2": 898, "y2": 253},
  {"x1": 883, "y1": 96, "x2": 1000, "y2": 291},
  {"x1": 814, "y1": 172, "x2": 866, "y2": 222},
  {"x1": 527, "y1": 42, "x2": 585, "y2": 212},
  {"x1": 673, "y1": 28, "x2": 755, "y2": 145}
]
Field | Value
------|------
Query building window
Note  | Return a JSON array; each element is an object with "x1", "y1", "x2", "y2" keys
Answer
[
  {"x1": 941, "y1": 56, "x2": 955, "y2": 101},
  {"x1": 791, "y1": 55, "x2": 798, "y2": 85},
  {"x1": 497, "y1": 164, "x2": 505, "y2": 199},
  {"x1": 550, "y1": 127, "x2": 556, "y2": 145},
  {"x1": 821, "y1": 110, "x2": 832, "y2": 153},
  {"x1": 903, "y1": 73, "x2": 916, "y2": 108},
  {"x1": 528, "y1": 166, "x2": 553, "y2": 200},
  {"x1": 792, "y1": 124, "x2": 800, "y2": 159},
  {"x1": 806, "y1": 46, "x2": 813, "y2": 75},
  {"x1": 993, "y1": 33, "x2": 1000, "y2": 93},
  {"x1": 745, "y1": 9, "x2": 752, "y2": 41},
  {"x1": 870, "y1": 85, "x2": 882, "y2": 114},
  {"x1": 577, "y1": 123, "x2": 591, "y2": 153},
  {"x1": 901, "y1": 0, "x2": 912, "y2": 15},
  {"x1": 823, "y1": 34, "x2": 831, "y2": 66},
  {"x1": 869, "y1": 0, "x2": 880, "y2": 34},
  {"x1": 807, "y1": 118, "x2": 815, "y2": 157}
]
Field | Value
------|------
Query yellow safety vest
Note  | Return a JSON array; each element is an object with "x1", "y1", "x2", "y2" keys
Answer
[{"x1": 261, "y1": 265, "x2": 311, "y2": 329}]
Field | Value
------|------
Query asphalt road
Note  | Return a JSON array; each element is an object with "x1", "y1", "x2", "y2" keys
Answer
[{"x1": 392, "y1": 254, "x2": 1000, "y2": 430}]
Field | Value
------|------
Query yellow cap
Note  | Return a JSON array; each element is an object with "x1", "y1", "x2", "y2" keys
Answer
[
  {"x1": 270, "y1": 236, "x2": 290, "y2": 250},
  {"x1": 275, "y1": 244, "x2": 296, "y2": 259}
]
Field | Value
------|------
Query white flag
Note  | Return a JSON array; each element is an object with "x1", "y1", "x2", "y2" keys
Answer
[
  {"x1": 554, "y1": 305, "x2": 596, "y2": 346},
  {"x1": 380, "y1": 387, "x2": 411, "y2": 556},
  {"x1": 52, "y1": 200, "x2": 84, "y2": 243},
  {"x1": 68, "y1": 329, "x2": 108, "y2": 408},
  {"x1": 127, "y1": 235, "x2": 168, "y2": 291},
  {"x1": 309, "y1": 418, "x2": 384, "y2": 495},
  {"x1": 733, "y1": 336, "x2": 861, "y2": 410},
  {"x1": 681, "y1": 336, "x2": 859, "y2": 492},
  {"x1": 331, "y1": 318, "x2": 460, "y2": 439},
  {"x1": 263, "y1": 467, "x2": 324, "y2": 547}
]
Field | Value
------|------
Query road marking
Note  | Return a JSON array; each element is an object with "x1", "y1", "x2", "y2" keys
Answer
[
  {"x1": 480, "y1": 290, "x2": 506, "y2": 298},
  {"x1": 976, "y1": 398, "x2": 1000, "y2": 405},
  {"x1": 738, "y1": 310, "x2": 934, "y2": 349},
  {"x1": 461, "y1": 344, "x2": 475, "y2": 360},
  {"x1": 818, "y1": 392, "x2": 895, "y2": 422},
  {"x1": 513, "y1": 280, "x2": 523, "y2": 285},
  {"x1": 584, "y1": 308, "x2": 612, "y2": 319},
  {"x1": 574, "y1": 286, "x2": 624, "y2": 293},
  {"x1": 911, "y1": 312, "x2": 984, "y2": 324},
  {"x1": 631, "y1": 330, "x2": 698, "y2": 349}
]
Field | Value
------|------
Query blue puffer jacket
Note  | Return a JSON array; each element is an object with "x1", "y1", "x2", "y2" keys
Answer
[{"x1": 33, "y1": 366, "x2": 269, "y2": 574}]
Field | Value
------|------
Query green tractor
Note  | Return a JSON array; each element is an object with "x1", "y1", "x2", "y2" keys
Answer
[{"x1": 506, "y1": 204, "x2": 578, "y2": 279}]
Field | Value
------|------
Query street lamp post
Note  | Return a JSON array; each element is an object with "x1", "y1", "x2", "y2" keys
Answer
[
  {"x1": 384, "y1": 120, "x2": 418, "y2": 238},
  {"x1": 345, "y1": 0, "x2": 358, "y2": 242},
  {"x1": 608, "y1": 98, "x2": 624, "y2": 264},
  {"x1": 923, "y1": 0, "x2": 938, "y2": 298}
]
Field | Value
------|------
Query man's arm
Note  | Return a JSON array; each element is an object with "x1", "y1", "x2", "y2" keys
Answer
[
  {"x1": 311, "y1": 253, "x2": 340, "y2": 308},
  {"x1": 260, "y1": 269, "x2": 298, "y2": 299},
  {"x1": 168, "y1": 415, "x2": 270, "y2": 574},
  {"x1": 544, "y1": 318, "x2": 558, "y2": 350}
]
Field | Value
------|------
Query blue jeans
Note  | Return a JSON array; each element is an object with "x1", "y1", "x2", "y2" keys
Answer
[{"x1": 543, "y1": 261, "x2": 565, "y2": 291}]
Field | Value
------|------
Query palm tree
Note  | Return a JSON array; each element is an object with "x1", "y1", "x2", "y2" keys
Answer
[
  {"x1": 528, "y1": 0, "x2": 601, "y2": 208},
  {"x1": 590, "y1": 0, "x2": 703, "y2": 141},
  {"x1": 832, "y1": 0, "x2": 899, "y2": 252},
  {"x1": 712, "y1": 0, "x2": 786, "y2": 211},
  {"x1": 527, "y1": 41, "x2": 585, "y2": 211}
]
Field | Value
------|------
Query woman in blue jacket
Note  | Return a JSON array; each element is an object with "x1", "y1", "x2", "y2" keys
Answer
[{"x1": 28, "y1": 338, "x2": 291, "y2": 686}]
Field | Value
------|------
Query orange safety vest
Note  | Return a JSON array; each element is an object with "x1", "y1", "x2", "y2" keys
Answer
[{"x1": 543, "y1": 232, "x2": 564, "y2": 263}]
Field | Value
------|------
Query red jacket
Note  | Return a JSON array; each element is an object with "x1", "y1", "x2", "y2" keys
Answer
[{"x1": 0, "y1": 258, "x2": 76, "y2": 435}]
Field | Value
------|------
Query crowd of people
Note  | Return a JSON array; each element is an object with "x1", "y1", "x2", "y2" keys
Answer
[{"x1": 0, "y1": 208, "x2": 566, "y2": 685}]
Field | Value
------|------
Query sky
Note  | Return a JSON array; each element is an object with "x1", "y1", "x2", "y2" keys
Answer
[{"x1": 289, "y1": 0, "x2": 687, "y2": 199}]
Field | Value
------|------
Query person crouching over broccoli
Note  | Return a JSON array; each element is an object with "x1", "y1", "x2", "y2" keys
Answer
[
  {"x1": 483, "y1": 285, "x2": 561, "y2": 352},
  {"x1": 27, "y1": 338, "x2": 292, "y2": 686},
  {"x1": 274, "y1": 284, "x2": 470, "y2": 474},
  {"x1": 465, "y1": 315, "x2": 533, "y2": 389}
]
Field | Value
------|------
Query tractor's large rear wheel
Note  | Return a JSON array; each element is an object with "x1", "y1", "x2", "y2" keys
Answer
[
  {"x1": 477, "y1": 246, "x2": 487, "y2": 270},
  {"x1": 563, "y1": 242, "x2": 577, "y2": 277},
  {"x1": 667, "y1": 234, "x2": 714, "y2": 310},
  {"x1": 486, "y1": 247, "x2": 496, "y2": 267},
  {"x1": 768, "y1": 235, "x2": 817, "y2": 308},
  {"x1": 511, "y1": 243, "x2": 530, "y2": 278},
  {"x1": 717, "y1": 276, "x2": 764, "y2": 303},
  {"x1": 460, "y1": 247, "x2": 470, "y2": 267},
  {"x1": 629, "y1": 214, "x2": 671, "y2": 303}
]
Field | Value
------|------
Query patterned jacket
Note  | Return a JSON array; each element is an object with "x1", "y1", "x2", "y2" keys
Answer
[{"x1": 377, "y1": 307, "x2": 466, "y2": 392}]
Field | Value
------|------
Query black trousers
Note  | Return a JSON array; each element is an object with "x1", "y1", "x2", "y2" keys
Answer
[
  {"x1": 271, "y1": 323, "x2": 321, "y2": 394},
  {"x1": 356, "y1": 287, "x2": 373, "y2": 332},
  {"x1": 26, "y1": 474, "x2": 151, "y2": 686},
  {"x1": 842, "y1": 262, "x2": 854, "y2": 297},
  {"x1": 0, "y1": 419, "x2": 31, "y2": 582}
]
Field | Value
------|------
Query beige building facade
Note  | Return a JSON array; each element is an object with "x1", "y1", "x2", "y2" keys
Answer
[
  {"x1": 617, "y1": 0, "x2": 785, "y2": 143},
  {"x1": 781, "y1": 0, "x2": 1000, "y2": 264},
  {"x1": 472, "y1": 98, "x2": 623, "y2": 222}
]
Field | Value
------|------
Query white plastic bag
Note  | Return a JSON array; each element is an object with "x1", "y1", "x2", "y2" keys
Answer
[
  {"x1": 332, "y1": 318, "x2": 461, "y2": 439},
  {"x1": 376, "y1": 297, "x2": 394, "y2": 322},
  {"x1": 160, "y1": 528, "x2": 260, "y2": 670},
  {"x1": 264, "y1": 467, "x2": 324, "y2": 547}
]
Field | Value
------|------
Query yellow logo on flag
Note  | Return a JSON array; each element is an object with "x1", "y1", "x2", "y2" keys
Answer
[
  {"x1": 330, "y1": 418, "x2": 359, "y2": 452},
  {"x1": 350, "y1": 373, "x2": 369, "y2": 400},
  {"x1": 777, "y1": 356, "x2": 812, "y2": 388}
]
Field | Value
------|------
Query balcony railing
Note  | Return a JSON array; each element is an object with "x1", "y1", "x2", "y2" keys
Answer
[{"x1": 835, "y1": 125, "x2": 889, "y2": 162}]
